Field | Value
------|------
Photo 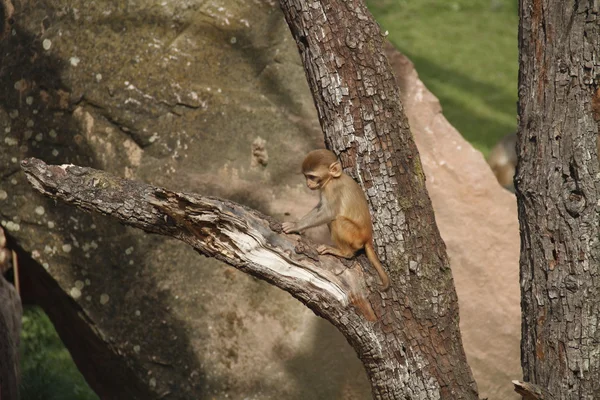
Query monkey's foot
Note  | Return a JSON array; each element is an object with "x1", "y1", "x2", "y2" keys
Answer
[
  {"x1": 318, "y1": 245, "x2": 351, "y2": 258},
  {"x1": 317, "y1": 245, "x2": 330, "y2": 254}
]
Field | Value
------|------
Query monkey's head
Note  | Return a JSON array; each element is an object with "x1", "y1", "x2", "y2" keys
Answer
[{"x1": 301, "y1": 149, "x2": 342, "y2": 190}]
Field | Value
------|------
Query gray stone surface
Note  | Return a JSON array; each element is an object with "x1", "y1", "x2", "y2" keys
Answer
[{"x1": 0, "y1": 0, "x2": 368, "y2": 398}]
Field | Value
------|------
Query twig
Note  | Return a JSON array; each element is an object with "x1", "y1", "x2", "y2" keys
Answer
[{"x1": 512, "y1": 380, "x2": 555, "y2": 400}]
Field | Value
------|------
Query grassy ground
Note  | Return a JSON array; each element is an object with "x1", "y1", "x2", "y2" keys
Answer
[
  {"x1": 366, "y1": 0, "x2": 519, "y2": 156},
  {"x1": 18, "y1": 2, "x2": 519, "y2": 399}
]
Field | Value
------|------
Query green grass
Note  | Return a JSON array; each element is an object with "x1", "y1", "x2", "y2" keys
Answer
[
  {"x1": 20, "y1": 307, "x2": 99, "y2": 400},
  {"x1": 366, "y1": 0, "x2": 519, "y2": 156}
]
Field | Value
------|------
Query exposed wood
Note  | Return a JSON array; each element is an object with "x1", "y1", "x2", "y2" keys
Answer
[
  {"x1": 19, "y1": 0, "x2": 482, "y2": 396},
  {"x1": 22, "y1": 152, "x2": 479, "y2": 399},
  {"x1": 21, "y1": 157, "x2": 375, "y2": 321}
]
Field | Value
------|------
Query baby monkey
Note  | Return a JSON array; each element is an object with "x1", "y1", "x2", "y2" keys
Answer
[{"x1": 282, "y1": 149, "x2": 390, "y2": 290}]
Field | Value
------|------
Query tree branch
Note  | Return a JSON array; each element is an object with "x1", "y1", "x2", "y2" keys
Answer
[{"x1": 20, "y1": 157, "x2": 376, "y2": 321}]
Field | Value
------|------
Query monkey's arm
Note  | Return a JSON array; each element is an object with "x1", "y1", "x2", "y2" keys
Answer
[
  {"x1": 21, "y1": 158, "x2": 377, "y2": 321},
  {"x1": 282, "y1": 203, "x2": 334, "y2": 233}
]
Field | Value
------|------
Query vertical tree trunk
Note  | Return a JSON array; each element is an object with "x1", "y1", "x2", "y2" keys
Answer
[
  {"x1": 517, "y1": 1, "x2": 600, "y2": 398},
  {"x1": 279, "y1": 0, "x2": 478, "y2": 398},
  {"x1": 0, "y1": 265, "x2": 21, "y2": 400}
]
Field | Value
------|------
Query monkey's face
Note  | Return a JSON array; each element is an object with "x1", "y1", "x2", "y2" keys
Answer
[
  {"x1": 304, "y1": 173, "x2": 322, "y2": 190},
  {"x1": 303, "y1": 166, "x2": 331, "y2": 190}
]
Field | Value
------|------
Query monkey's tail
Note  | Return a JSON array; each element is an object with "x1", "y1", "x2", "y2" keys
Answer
[
  {"x1": 365, "y1": 240, "x2": 390, "y2": 291},
  {"x1": 350, "y1": 294, "x2": 377, "y2": 322}
]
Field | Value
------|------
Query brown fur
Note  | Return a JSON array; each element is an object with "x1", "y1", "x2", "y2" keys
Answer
[
  {"x1": 283, "y1": 150, "x2": 390, "y2": 290},
  {"x1": 301, "y1": 149, "x2": 338, "y2": 174},
  {"x1": 489, "y1": 132, "x2": 600, "y2": 193},
  {"x1": 488, "y1": 133, "x2": 517, "y2": 192}
]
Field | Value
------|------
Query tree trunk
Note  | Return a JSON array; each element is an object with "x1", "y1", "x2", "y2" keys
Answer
[
  {"x1": 517, "y1": 1, "x2": 600, "y2": 398},
  {"x1": 0, "y1": 229, "x2": 22, "y2": 400},
  {"x1": 18, "y1": 0, "x2": 480, "y2": 397},
  {"x1": 279, "y1": 1, "x2": 478, "y2": 398},
  {"x1": 0, "y1": 276, "x2": 21, "y2": 400}
]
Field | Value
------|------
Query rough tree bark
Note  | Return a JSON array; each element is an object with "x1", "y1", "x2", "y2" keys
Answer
[
  {"x1": 0, "y1": 276, "x2": 21, "y2": 400},
  {"x1": 0, "y1": 228, "x2": 22, "y2": 400},
  {"x1": 516, "y1": 1, "x2": 600, "y2": 398},
  {"x1": 22, "y1": 154, "x2": 473, "y2": 399},
  {"x1": 20, "y1": 0, "x2": 481, "y2": 398},
  {"x1": 279, "y1": 0, "x2": 478, "y2": 397}
]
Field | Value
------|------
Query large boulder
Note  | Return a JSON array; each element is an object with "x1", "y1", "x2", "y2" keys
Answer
[
  {"x1": 0, "y1": 0, "x2": 520, "y2": 398},
  {"x1": 0, "y1": 0, "x2": 368, "y2": 399}
]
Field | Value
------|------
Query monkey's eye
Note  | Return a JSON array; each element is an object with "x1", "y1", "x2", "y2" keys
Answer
[{"x1": 305, "y1": 174, "x2": 318, "y2": 181}]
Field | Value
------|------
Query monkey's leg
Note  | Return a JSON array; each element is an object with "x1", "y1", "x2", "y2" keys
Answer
[
  {"x1": 317, "y1": 244, "x2": 355, "y2": 258},
  {"x1": 318, "y1": 218, "x2": 360, "y2": 258}
]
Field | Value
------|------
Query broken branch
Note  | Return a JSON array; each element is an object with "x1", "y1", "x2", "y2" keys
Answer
[{"x1": 20, "y1": 157, "x2": 376, "y2": 321}]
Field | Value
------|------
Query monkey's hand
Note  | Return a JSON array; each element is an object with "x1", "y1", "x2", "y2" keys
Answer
[{"x1": 282, "y1": 221, "x2": 298, "y2": 234}]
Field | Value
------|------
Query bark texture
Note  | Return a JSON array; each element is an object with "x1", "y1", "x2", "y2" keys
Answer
[
  {"x1": 517, "y1": 1, "x2": 600, "y2": 398},
  {"x1": 0, "y1": 277, "x2": 20, "y2": 400},
  {"x1": 2, "y1": 0, "x2": 482, "y2": 396},
  {"x1": 260, "y1": 0, "x2": 478, "y2": 398},
  {"x1": 0, "y1": 228, "x2": 22, "y2": 400},
  {"x1": 15, "y1": 0, "x2": 481, "y2": 396},
  {"x1": 21, "y1": 158, "x2": 376, "y2": 322},
  {"x1": 23, "y1": 140, "x2": 476, "y2": 399}
]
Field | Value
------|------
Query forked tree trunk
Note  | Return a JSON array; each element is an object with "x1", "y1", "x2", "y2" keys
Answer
[
  {"x1": 516, "y1": 1, "x2": 600, "y2": 398},
  {"x1": 277, "y1": 0, "x2": 478, "y2": 398},
  {"x1": 20, "y1": 0, "x2": 479, "y2": 398}
]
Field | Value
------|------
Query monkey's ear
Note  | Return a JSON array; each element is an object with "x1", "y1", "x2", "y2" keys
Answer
[{"x1": 329, "y1": 161, "x2": 342, "y2": 178}]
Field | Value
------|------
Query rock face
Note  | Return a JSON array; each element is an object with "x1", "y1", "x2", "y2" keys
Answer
[
  {"x1": 0, "y1": 1, "x2": 369, "y2": 399},
  {"x1": 0, "y1": 0, "x2": 519, "y2": 399}
]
